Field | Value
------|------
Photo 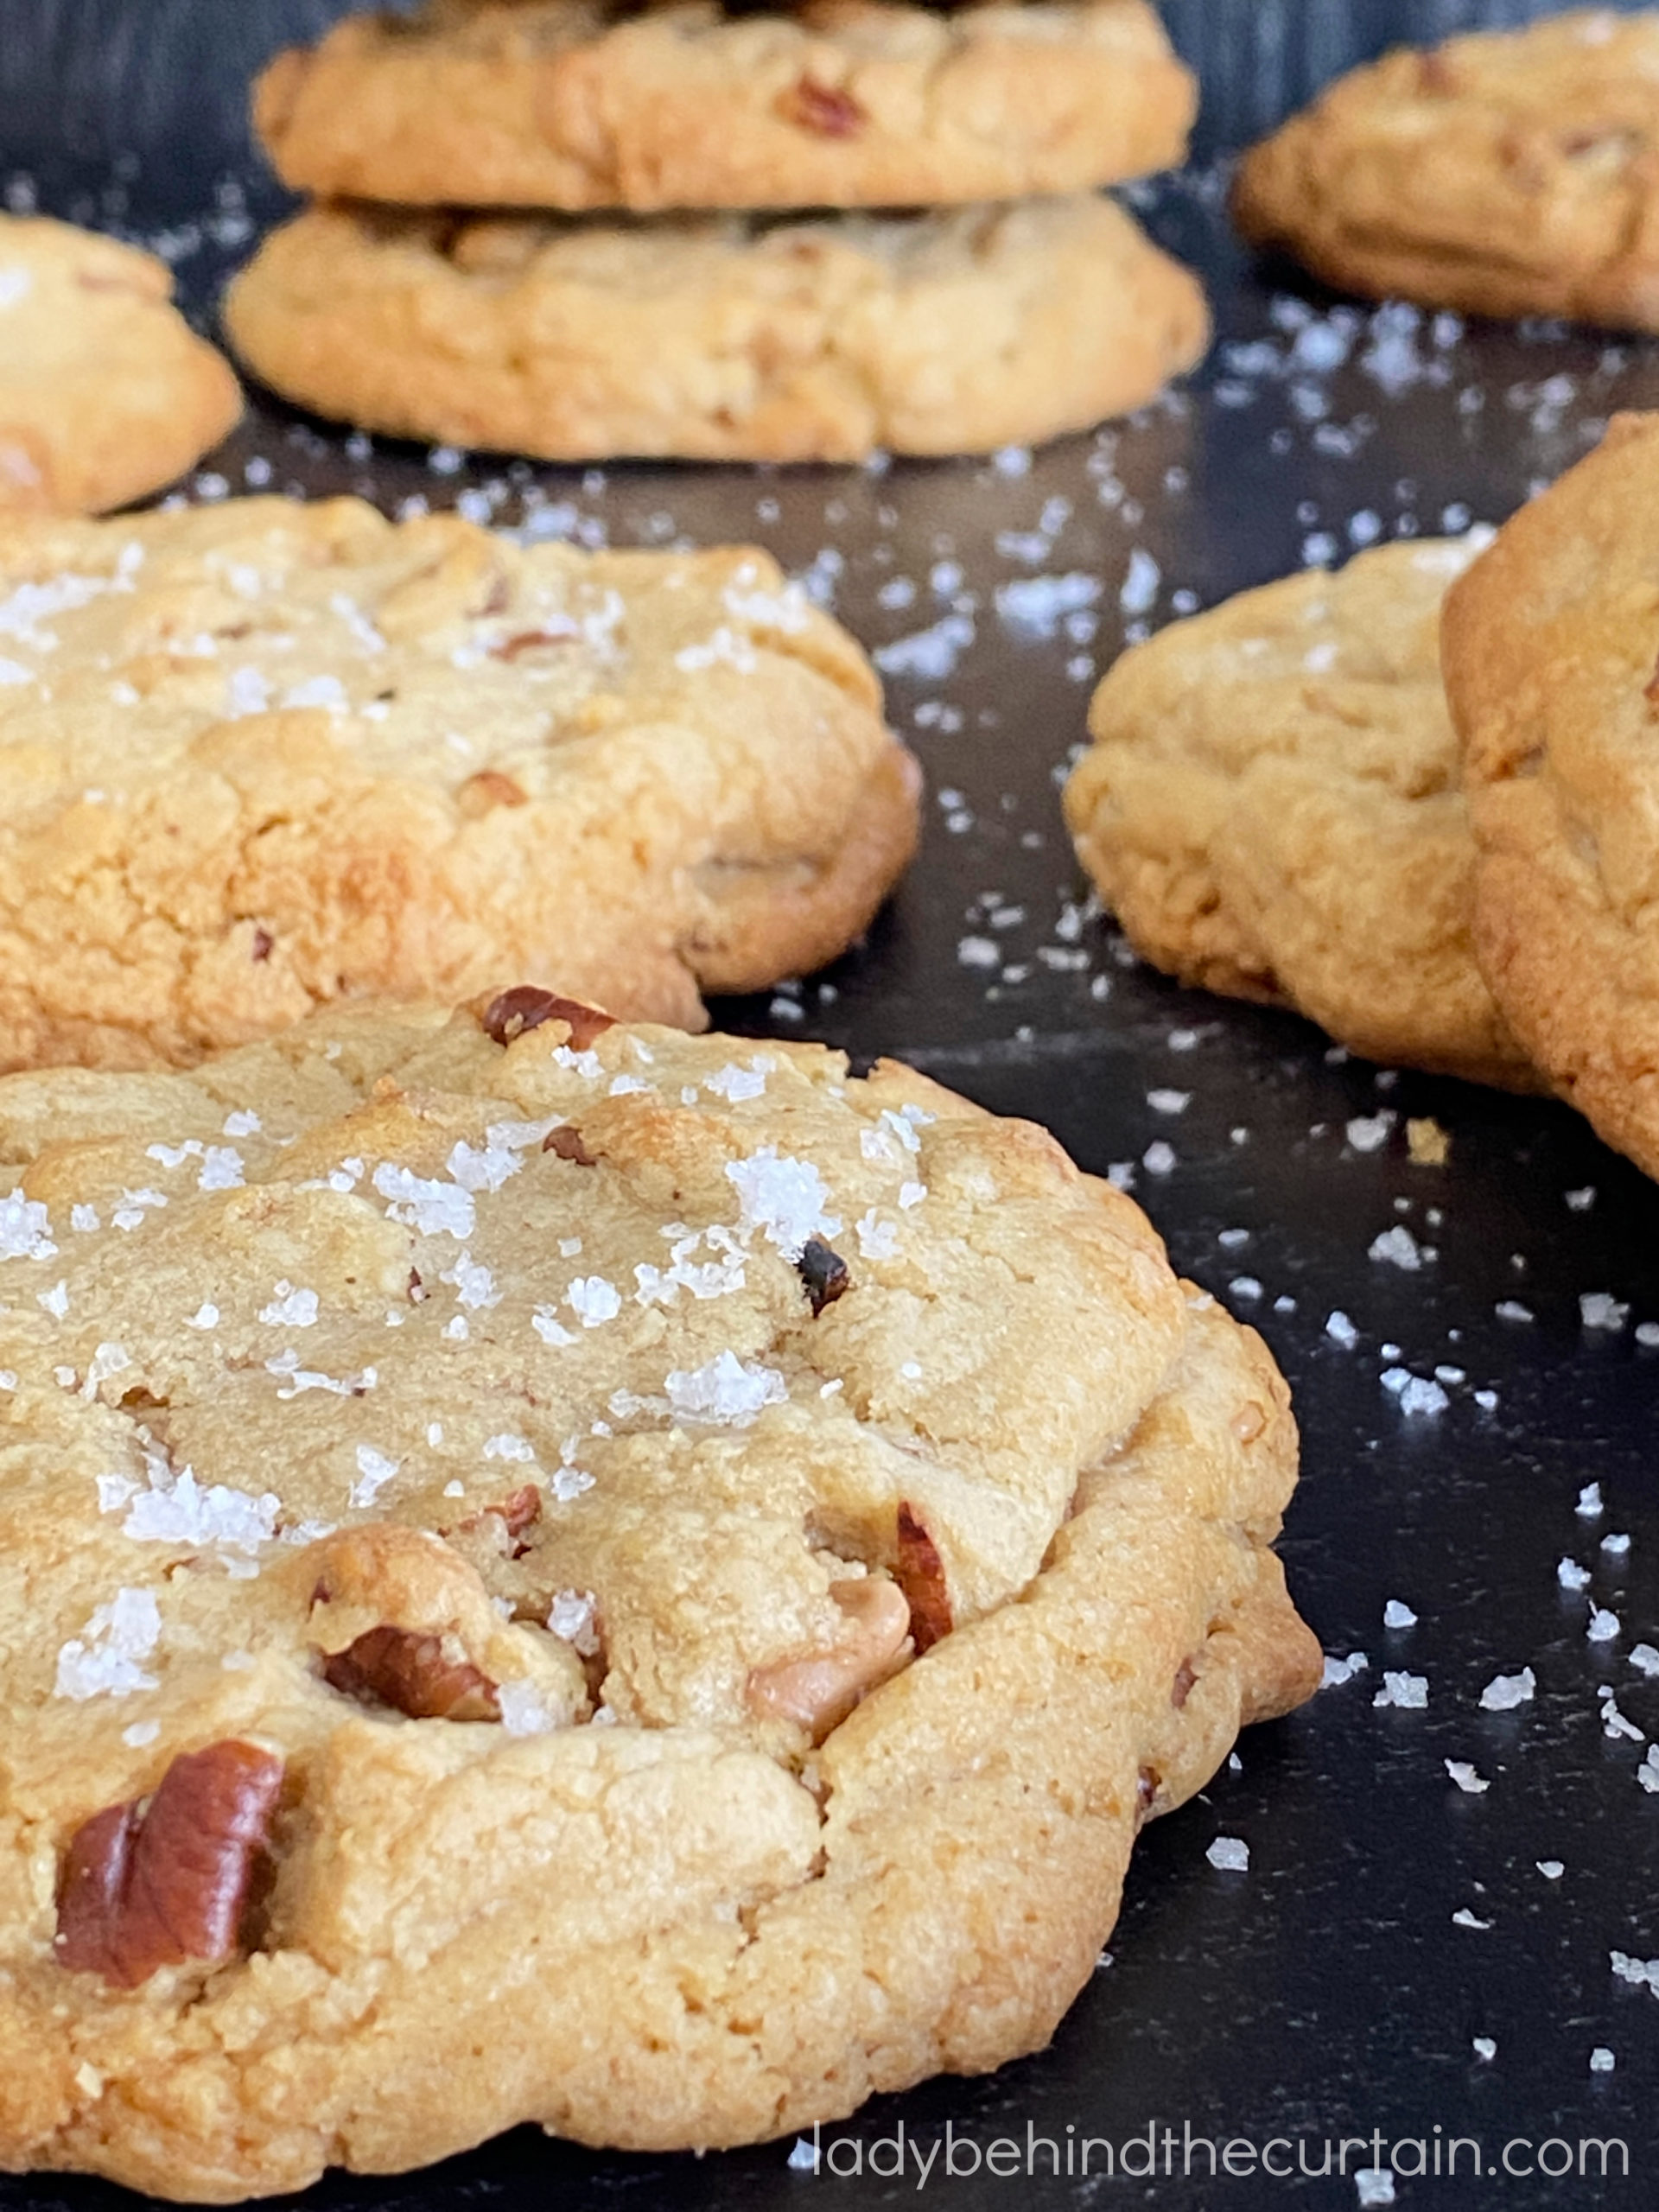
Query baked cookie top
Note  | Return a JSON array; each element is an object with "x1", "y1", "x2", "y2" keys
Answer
[
  {"x1": 252, "y1": 0, "x2": 1196, "y2": 212},
  {"x1": 1444, "y1": 411, "x2": 1659, "y2": 1173},
  {"x1": 222, "y1": 197, "x2": 1211, "y2": 465},
  {"x1": 1233, "y1": 10, "x2": 1659, "y2": 329},
  {"x1": 1065, "y1": 536, "x2": 1535, "y2": 1088},
  {"x1": 0, "y1": 215, "x2": 241, "y2": 515},
  {"x1": 0, "y1": 999, "x2": 1319, "y2": 2195},
  {"x1": 0, "y1": 496, "x2": 916, "y2": 1071}
]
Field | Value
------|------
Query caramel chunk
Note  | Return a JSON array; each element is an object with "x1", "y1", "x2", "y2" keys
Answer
[{"x1": 747, "y1": 1577, "x2": 911, "y2": 1738}]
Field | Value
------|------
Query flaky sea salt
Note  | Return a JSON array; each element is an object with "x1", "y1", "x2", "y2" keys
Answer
[
  {"x1": 1445, "y1": 1760, "x2": 1490, "y2": 1794},
  {"x1": 665, "y1": 1351, "x2": 787, "y2": 1427},
  {"x1": 1206, "y1": 1836, "x2": 1249, "y2": 1872},
  {"x1": 1374, "y1": 1671, "x2": 1428, "y2": 1709},
  {"x1": 1479, "y1": 1668, "x2": 1536, "y2": 1712}
]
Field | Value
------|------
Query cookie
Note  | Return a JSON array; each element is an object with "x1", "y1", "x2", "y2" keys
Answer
[
  {"x1": 222, "y1": 197, "x2": 1210, "y2": 465},
  {"x1": 253, "y1": 0, "x2": 1195, "y2": 213},
  {"x1": 1064, "y1": 537, "x2": 1535, "y2": 1087},
  {"x1": 1233, "y1": 11, "x2": 1659, "y2": 329},
  {"x1": 0, "y1": 497, "x2": 918, "y2": 1072},
  {"x1": 0, "y1": 995, "x2": 1319, "y2": 2196},
  {"x1": 1443, "y1": 411, "x2": 1659, "y2": 1174},
  {"x1": 0, "y1": 215, "x2": 241, "y2": 515}
]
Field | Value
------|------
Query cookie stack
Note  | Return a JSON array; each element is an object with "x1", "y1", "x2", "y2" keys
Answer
[{"x1": 225, "y1": 0, "x2": 1211, "y2": 463}]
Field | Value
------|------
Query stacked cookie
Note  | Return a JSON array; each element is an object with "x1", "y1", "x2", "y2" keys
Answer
[{"x1": 225, "y1": 0, "x2": 1211, "y2": 463}]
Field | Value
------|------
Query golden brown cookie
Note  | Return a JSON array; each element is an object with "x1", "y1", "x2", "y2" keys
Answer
[
  {"x1": 0, "y1": 215, "x2": 240, "y2": 515},
  {"x1": 1233, "y1": 11, "x2": 1659, "y2": 328},
  {"x1": 1064, "y1": 537, "x2": 1535, "y2": 1087},
  {"x1": 253, "y1": 0, "x2": 1196, "y2": 213},
  {"x1": 0, "y1": 497, "x2": 918, "y2": 1071},
  {"x1": 0, "y1": 996, "x2": 1319, "y2": 2197},
  {"x1": 223, "y1": 197, "x2": 1210, "y2": 465},
  {"x1": 1443, "y1": 410, "x2": 1659, "y2": 1173}
]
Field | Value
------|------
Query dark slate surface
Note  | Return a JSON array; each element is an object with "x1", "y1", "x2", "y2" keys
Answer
[{"x1": 3, "y1": 3, "x2": 1658, "y2": 2207}]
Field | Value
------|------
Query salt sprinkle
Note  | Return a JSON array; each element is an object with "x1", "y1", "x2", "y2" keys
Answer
[
  {"x1": 1558, "y1": 1557, "x2": 1592, "y2": 1592},
  {"x1": 1578, "y1": 1481, "x2": 1605, "y2": 1517},
  {"x1": 1588, "y1": 1606, "x2": 1621, "y2": 1643},
  {"x1": 1355, "y1": 2172, "x2": 1396, "y2": 2209},
  {"x1": 1373, "y1": 1671, "x2": 1428, "y2": 1710},
  {"x1": 1445, "y1": 1760, "x2": 1490, "y2": 1794},
  {"x1": 1382, "y1": 1599, "x2": 1417, "y2": 1629},
  {"x1": 1325, "y1": 1310, "x2": 1359, "y2": 1350},
  {"x1": 1205, "y1": 1835, "x2": 1249, "y2": 1872},
  {"x1": 1452, "y1": 1908, "x2": 1493, "y2": 1930},
  {"x1": 1472, "y1": 2037, "x2": 1497, "y2": 2062},
  {"x1": 1478, "y1": 1668, "x2": 1536, "y2": 1712},
  {"x1": 1536, "y1": 1860, "x2": 1565, "y2": 1880},
  {"x1": 1591, "y1": 2048, "x2": 1616, "y2": 2075}
]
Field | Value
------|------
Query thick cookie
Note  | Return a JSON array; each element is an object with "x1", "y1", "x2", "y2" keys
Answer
[
  {"x1": 1065, "y1": 537, "x2": 1535, "y2": 1087},
  {"x1": 1444, "y1": 411, "x2": 1659, "y2": 1174},
  {"x1": 223, "y1": 197, "x2": 1210, "y2": 465},
  {"x1": 0, "y1": 215, "x2": 241, "y2": 515},
  {"x1": 1234, "y1": 11, "x2": 1659, "y2": 328},
  {"x1": 0, "y1": 498, "x2": 918, "y2": 1071},
  {"x1": 253, "y1": 0, "x2": 1195, "y2": 213},
  {"x1": 0, "y1": 997, "x2": 1319, "y2": 2197}
]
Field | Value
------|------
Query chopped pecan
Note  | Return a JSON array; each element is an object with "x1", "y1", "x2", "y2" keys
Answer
[
  {"x1": 448, "y1": 1481, "x2": 543, "y2": 1555},
  {"x1": 893, "y1": 1502, "x2": 952, "y2": 1653},
  {"x1": 55, "y1": 1740, "x2": 283, "y2": 1987},
  {"x1": 748, "y1": 1576, "x2": 912, "y2": 1738},
  {"x1": 777, "y1": 74, "x2": 865, "y2": 136},
  {"x1": 490, "y1": 626, "x2": 576, "y2": 659},
  {"x1": 797, "y1": 1237, "x2": 850, "y2": 1316},
  {"x1": 482, "y1": 984, "x2": 615, "y2": 1052},
  {"x1": 456, "y1": 767, "x2": 529, "y2": 817},
  {"x1": 544, "y1": 1123, "x2": 597, "y2": 1166},
  {"x1": 323, "y1": 1624, "x2": 499, "y2": 1720}
]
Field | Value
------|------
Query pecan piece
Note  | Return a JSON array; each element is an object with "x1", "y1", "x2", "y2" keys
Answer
[
  {"x1": 797, "y1": 1236, "x2": 850, "y2": 1316},
  {"x1": 456, "y1": 767, "x2": 528, "y2": 817},
  {"x1": 490, "y1": 626, "x2": 576, "y2": 659},
  {"x1": 323, "y1": 1624, "x2": 499, "y2": 1720},
  {"x1": 55, "y1": 1740, "x2": 283, "y2": 1987},
  {"x1": 482, "y1": 984, "x2": 615, "y2": 1051},
  {"x1": 777, "y1": 74, "x2": 865, "y2": 137},
  {"x1": 748, "y1": 1577, "x2": 911, "y2": 1738},
  {"x1": 893, "y1": 1502, "x2": 952, "y2": 1653},
  {"x1": 544, "y1": 1122, "x2": 597, "y2": 1166},
  {"x1": 446, "y1": 1481, "x2": 543, "y2": 1556}
]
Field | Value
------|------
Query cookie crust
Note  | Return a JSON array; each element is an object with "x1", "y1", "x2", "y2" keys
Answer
[
  {"x1": 253, "y1": 0, "x2": 1196, "y2": 213},
  {"x1": 223, "y1": 198, "x2": 1210, "y2": 465},
  {"x1": 1065, "y1": 537, "x2": 1535, "y2": 1087},
  {"x1": 1443, "y1": 411, "x2": 1659, "y2": 1173},
  {"x1": 1233, "y1": 11, "x2": 1659, "y2": 329},
  {"x1": 0, "y1": 498, "x2": 918, "y2": 1071},
  {"x1": 0, "y1": 216, "x2": 241, "y2": 516},
  {"x1": 0, "y1": 1001, "x2": 1319, "y2": 2198}
]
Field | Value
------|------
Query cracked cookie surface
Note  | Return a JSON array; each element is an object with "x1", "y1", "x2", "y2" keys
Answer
[
  {"x1": 1234, "y1": 10, "x2": 1659, "y2": 328},
  {"x1": 0, "y1": 998, "x2": 1319, "y2": 2197},
  {"x1": 0, "y1": 496, "x2": 917, "y2": 1071},
  {"x1": 1065, "y1": 536, "x2": 1535, "y2": 1087},
  {"x1": 223, "y1": 197, "x2": 1210, "y2": 464},
  {"x1": 1444, "y1": 410, "x2": 1659, "y2": 1175},
  {"x1": 0, "y1": 215, "x2": 240, "y2": 516},
  {"x1": 253, "y1": 0, "x2": 1195, "y2": 213}
]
